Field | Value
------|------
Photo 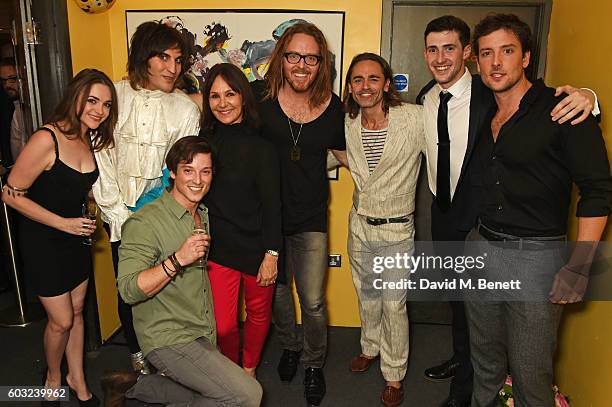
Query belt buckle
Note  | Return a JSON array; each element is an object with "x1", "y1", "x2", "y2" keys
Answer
[{"x1": 367, "y1": 217, "x2": 387, "y2": 226}]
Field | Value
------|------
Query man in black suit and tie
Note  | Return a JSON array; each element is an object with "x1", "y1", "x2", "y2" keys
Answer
[{"x1": 416, "y1": 15, "x2": 597, "y2": 407}]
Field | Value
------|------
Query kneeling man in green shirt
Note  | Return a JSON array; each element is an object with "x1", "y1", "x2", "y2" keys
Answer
[{"x1": 101, "y1": 136, "x2": 262, "y2": 407}]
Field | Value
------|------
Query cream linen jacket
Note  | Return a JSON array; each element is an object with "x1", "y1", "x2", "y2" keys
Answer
[
  {"x1": 346, "y1": 103, "x2": 425, "y2": 218},
  {"x1": 93, "y1": 81, "x2": 200, "y2": 242}
]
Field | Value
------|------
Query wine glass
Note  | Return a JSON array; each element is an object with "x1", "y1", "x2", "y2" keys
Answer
[
  {"x1": 82, "y1": 190, "x2": 98, "y2": 245},
  {"x1": 192, "y1": 218, "x2": 208, "y2": 267}
]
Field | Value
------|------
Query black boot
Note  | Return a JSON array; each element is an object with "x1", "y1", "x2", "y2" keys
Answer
[
  {"x1": 304, "y1": 367, "x2": 326, "y2": 406},
  {"x1": 277, "y1": 349, "x2": 300, "y2": 382}
]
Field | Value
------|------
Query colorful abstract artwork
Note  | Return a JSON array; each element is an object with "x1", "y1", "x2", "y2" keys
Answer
[{"x1": 125, "y1": 10, "x2": 345, "y2": 94}]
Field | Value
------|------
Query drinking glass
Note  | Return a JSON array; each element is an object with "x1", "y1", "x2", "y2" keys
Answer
[
  {"x1": 192, "y1": 219, "x2": 208, "y2": 267},
  {"x1": 82, "y1": 190, "x2": 98, "y2": 245}
]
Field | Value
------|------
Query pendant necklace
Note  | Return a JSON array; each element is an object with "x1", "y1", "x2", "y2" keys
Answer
[{"x1": 288, "y1": 117, "x2": 303, "y2": 161}]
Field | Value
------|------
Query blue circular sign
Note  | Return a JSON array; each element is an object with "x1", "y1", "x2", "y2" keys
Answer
[{"x1": 394, "y1": 74, "x2": 409, "y2": 91}]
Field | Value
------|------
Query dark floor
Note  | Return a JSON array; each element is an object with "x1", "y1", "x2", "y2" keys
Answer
[{"x1": 0, "y1": 290, "x2": 452, "y2": 407}]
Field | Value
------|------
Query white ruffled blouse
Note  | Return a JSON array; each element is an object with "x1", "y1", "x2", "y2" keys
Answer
[{"x1": 92, "y1": 81, "x2": 200, "y2": 242}]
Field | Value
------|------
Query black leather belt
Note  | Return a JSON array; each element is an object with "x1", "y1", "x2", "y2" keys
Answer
[
  {"x1": 366, "y1": 215, "x2": 411, "y2": 226},
  {"x1": 477, "y1": 223, "x2": 566, "y2": 250}
]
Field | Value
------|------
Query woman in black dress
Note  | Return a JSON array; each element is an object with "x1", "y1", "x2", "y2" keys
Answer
[
  {"x1": 199, "y1": 63, "x2": 282, "y2": 378},
  {"x1": 2, "y1": 69, "x2": 117, "y2": 406}
]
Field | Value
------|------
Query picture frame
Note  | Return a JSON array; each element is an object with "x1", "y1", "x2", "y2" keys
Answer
[{"x1": 125, "y1": 9, "x2": 346, "y2": 95}]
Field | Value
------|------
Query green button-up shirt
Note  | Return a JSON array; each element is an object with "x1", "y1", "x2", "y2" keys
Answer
[{"x1": 118, "y1": 190, "x2": 216, "y2": 357}]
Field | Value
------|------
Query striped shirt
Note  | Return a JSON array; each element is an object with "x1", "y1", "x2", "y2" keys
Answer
[{"x1": 361, "y1": 127, "x2": 387, "y2": 172}]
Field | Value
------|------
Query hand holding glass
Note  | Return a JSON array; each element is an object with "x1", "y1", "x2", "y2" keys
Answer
[
  {"x1": 82, "y1": 190, "x2": 98, "y2": 245},
  {"x1": 192, "y1": 221, "x2": 208, "y2": 267}
]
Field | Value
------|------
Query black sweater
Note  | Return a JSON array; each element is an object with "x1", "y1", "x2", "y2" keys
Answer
[{"x1": 200, "y1": 123, "x2": 282, "y2": 276}]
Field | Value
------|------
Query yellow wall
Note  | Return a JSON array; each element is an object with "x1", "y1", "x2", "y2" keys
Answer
[
  {"x1": 546, "y1": 1, "x2": 612, "y2": 405},
  {"x1": 67, "y1": 2, "x2": 612, "y2": 403},
  {"x1": 67, "y1": 0, "x2": 384, "y2": 339}
]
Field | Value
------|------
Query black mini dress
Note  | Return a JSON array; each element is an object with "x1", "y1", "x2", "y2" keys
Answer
[{"x1": 19, "y1": 127, "x2": 99, "y2": 297}]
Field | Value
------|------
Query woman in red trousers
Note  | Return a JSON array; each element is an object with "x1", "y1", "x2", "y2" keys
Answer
[{"x1": 199, "y1": 63, "x2": 282, "y2": 378}]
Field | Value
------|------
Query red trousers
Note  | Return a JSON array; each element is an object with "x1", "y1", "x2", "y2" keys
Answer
[{"x1": 207, "y1": 261, "x2": 274, "y2": 368}]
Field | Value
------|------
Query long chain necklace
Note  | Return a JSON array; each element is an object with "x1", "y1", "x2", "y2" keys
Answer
[{"x1": 287, "y1": 117, "x2": 303, "y2": 161}]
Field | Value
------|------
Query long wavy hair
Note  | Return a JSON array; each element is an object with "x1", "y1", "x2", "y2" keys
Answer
[
  {"x1": 342, "y1": 53, "x2": 402, "y2": 119},
  {"x1": 47, "y1": 69, "x2": 117, "y2": 151},
  {"x1": 264, "y1": 23, "x2": 333, "y2": 108},
  {"x1": 199, "y1": 63, "x2": 260, "y2": 135}
]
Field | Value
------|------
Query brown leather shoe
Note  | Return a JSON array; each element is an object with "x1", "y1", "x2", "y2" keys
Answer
[
  {"x1": 349, "y1": 354, "x2": 378, "y2": 373},
  {"x1": 381, "y1": 384, "x2": 404, "y2": 407},
  {"x1": 100, "y1": 370, "x2": 139, "y2": 407}
]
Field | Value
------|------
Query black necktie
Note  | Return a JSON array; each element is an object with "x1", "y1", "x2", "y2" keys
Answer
[{"x1": 436, "y1": 91, "x2": 453, "y2": 212}]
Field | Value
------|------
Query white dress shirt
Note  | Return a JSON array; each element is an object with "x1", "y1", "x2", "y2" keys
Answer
[
  {"x1": 93, "y1": 80, "x2": 200, "y2": 242},
  {"x1": 423, "y1": 68, "x2": 472, "y2": 200}
]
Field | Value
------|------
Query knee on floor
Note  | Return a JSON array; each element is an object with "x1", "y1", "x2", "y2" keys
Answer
[{"x1": 235, "y1": 377, "x2": 263, "y2": 407}]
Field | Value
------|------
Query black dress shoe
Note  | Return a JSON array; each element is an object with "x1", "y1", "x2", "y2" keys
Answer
[
  {"x1": 424, "y1": 359, "x2": 460, "y2": 381},
  {"x1": 304, "y1": 367, "x2": 326, "y2": 406},
  {"x1": 440, "y1": 397, "x2": 471, "y2": 407},
  {"x1": 277, "y1": 349, "x2": 300, "y2": 382}
]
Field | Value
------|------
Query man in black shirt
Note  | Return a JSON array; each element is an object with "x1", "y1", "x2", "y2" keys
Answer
[
  {"x1": 253, "y1": 23, "x2": 347, "y2": 406},
  {"x1": 416, "y1": 16, "x2": 597, "y2": 407},
  {"x1": 466, "y1": 14, "x2": 611, "y2": 406}
]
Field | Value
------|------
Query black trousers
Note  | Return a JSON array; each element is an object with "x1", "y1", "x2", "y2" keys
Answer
[
  {"x1": 431, "y1": 200, "x2": 473, "y2": 402},
  {"x1": 104, "y1": 224, "x2": 141, "y2": 354}
]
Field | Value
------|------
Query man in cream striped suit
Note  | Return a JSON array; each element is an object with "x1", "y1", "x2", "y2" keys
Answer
[{"x1": 342, "y1": 53, "x2": 424, "y2": 407}]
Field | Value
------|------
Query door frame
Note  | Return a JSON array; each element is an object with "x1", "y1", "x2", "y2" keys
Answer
[{"x1": 381, "y1": 0, "x2": 553, "y2": 79}]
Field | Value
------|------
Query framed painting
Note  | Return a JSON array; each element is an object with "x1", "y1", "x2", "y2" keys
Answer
[{"x1": 125, "y1": 9, "x2": 345, "y2": 94}]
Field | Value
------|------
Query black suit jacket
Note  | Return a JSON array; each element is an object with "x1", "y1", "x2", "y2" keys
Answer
[
  {"x1": 416, "y1": 74, "x2": 494, "y2": 241},
  {"x1": 0, "y1": 86, "x2": 15, "y2": 167}
]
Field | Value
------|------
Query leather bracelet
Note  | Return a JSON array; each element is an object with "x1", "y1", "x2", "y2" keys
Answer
[
  {"x1": 169, "y1": 252, "x2": 184, "y2": 273},
  {"x1": 161, "y1": 259, "x2": 174, "y2": 278}
]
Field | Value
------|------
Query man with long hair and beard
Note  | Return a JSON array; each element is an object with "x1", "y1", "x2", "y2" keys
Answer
[{"x1": 251, "y1": 22, "x2": 347, "y2": 406}]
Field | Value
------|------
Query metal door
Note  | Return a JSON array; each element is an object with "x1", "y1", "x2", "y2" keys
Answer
[{"x1": 382, "y1": 0, "x2": 551, "y2": 104}]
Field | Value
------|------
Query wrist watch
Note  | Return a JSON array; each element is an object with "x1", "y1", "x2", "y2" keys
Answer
[{"x1": 266, "y1": 249, "x2": 279, "y2": 257}]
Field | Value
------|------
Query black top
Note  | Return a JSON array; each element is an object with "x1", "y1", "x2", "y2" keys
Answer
[
  {"x1": 478, "y1": 79, "x2": 612, "y2": 237},
  {"x1": 252, "y1": 80, "x2": 346, "y2": 235},
  {"x1": 24, "y1": 127, "x2": 99, "y2": 239},
  {"x1": 20, "y1": 127, "x2": 99, "y2": 296},
  {"x1": 200, "y1": 123, "x2": 282, "y2": 276}
]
